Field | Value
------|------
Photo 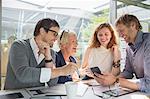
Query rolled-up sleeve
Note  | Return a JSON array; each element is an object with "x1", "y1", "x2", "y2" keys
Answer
[{"x1": 139, "y1": 39, "x2": 150, "y2": 93}]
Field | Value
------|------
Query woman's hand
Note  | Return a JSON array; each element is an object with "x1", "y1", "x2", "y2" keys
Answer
[
  {"x1": 79, "y1": 68, "x2": 87, "y2": 76},
  {"x1": 85, "y1": 68, "x2": 94, "y2": 78},
  {"x1": 111, "y1": 45, "x2": 121, "y2": 63},
  {"x1": 51, "y1": 62, "x2": 78, "y2": 78},
  {"x1": 61, "y1": 62, "x2": 78, "y2": 76},
  {"x1": 111, "y1": 45, "x2": 121, "y2": 75},
  {"x1": 72, "y1": 71, "x2": 80, "y2": 82}
]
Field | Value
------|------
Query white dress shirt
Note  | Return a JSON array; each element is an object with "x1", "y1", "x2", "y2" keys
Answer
[{"x1": 30, "y1": 38, "x2": 51, "y2": 83}]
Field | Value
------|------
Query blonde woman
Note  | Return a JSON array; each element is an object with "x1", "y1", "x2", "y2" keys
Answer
[
  {"x1": 56, "y1": 30, "x2": 78, "y2": 83},
  {"x1": 82, "y1": 23, "x2": 121, "y2": 79}
]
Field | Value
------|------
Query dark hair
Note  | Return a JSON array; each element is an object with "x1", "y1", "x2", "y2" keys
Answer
[
  {"x1": 89, "y1": 23, "x2": 118, "y2": 49},
  {"x1": 115, "y1": 14, "x2": 142, "y2": 30},
  {"x1": 34, "y1": 18, "x2": 60, "y2": 36}
]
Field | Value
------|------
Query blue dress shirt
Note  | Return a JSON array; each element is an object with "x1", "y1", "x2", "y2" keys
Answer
[{"x1": 120, "y1": 31, "x2": 150, "y2": 93}]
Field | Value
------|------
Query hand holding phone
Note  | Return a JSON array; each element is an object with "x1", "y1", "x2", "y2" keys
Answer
[{"x1": 90, "y1": 67, "x2": 102, "y2": 77}]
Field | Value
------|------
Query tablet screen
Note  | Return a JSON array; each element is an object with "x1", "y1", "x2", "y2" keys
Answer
[{"x1": 102, "y1": 88, "x2": 136, "y2": 97}]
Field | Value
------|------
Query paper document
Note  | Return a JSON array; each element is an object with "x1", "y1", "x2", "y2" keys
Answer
[
  {"x1": 92, "y1": 85, "x2": 137, "y2": 98},
  {"x1": 26, "y1": 84, "x2": 66, "y2": 97}
]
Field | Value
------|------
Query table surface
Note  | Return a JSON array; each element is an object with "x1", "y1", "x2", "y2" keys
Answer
[{"x1": 0, "y1": 80, "x2": 149, "y2": 99}]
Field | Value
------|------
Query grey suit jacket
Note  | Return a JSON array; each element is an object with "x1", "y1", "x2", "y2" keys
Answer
[{"x1": 4, "y1": 39, "x2": 58, "y2": 90}]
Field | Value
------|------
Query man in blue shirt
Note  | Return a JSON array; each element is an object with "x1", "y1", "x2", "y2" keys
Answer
[{"x1": 94, "y1": 14, "x2": 150, "y2": 93}]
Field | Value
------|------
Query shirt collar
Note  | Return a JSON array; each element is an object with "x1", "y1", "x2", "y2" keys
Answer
[
  {"x1": 58, "y1": 50, "x2": 75, "y2": 63},
  {"x1": 129, "y1": 31, "x2": 143, "y2": 51},
  {"x1": 30, "y1": 38, "x2": 39, "y2": 53}
]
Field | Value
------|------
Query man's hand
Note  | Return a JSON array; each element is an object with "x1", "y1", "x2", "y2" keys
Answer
[
  {"x1": 93, "y1": 72, "x2": 116, "y2": 86},
  {"x1": 38, "y1": 41, "x2": 51, "y2": 59}
]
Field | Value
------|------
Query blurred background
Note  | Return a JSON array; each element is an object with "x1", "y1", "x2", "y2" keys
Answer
[{"x1": 1, "y1": 0, "x2": 150, "y2": 89}]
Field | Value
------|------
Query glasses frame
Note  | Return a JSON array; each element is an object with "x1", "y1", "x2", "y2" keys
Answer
[{"x1": 43, "y1": 27, "x2": 58, "y2": 37}]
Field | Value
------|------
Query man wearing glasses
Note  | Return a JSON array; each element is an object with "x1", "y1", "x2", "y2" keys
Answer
[
  {"x1": 4, "y1": 18, "x2": 77, "y2": 90},
  {"x1": 94, "y1": 14, "x2": 150, "y2": 93}
]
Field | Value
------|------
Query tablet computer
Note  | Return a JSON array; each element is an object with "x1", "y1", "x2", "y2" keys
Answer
[{"x1": 102, "y1": 88, "x2": 136, "y2": 97}]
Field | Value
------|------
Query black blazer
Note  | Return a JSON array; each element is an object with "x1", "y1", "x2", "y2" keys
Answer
[{"x1": 56, "y1": 50, "x2": 76, "y2": 84}]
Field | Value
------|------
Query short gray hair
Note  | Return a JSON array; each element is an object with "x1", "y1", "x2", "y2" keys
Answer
[{"x1": 58, "y1": 30, "x2": 77, "y2": 48}]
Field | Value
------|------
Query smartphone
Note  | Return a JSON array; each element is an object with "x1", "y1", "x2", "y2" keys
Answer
[{"x1": 90, "y1": 67, "x2": 102, "y2": 77}]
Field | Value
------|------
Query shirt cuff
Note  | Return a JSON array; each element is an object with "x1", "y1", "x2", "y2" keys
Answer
[{"x1": 40, "y1": 68, "x2": 51, "y2": 83}]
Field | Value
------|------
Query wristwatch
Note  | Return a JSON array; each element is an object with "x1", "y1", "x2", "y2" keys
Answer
[
  {"x1": 113, "y1": 60, "x2": 121, "y2": 68},
  {"x1": 114, "y1": 77, "x2": 120, "y2": 87},
  {"x1": 115, "y1": 77, "x2": 119, "y2": 83},
  {"x1": 45, "y1": 59, "x2": 53, "y2": 63}
]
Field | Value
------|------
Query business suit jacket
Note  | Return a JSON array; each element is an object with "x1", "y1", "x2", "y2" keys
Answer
[
  {"x1": 4, "y1": 39, "x2": 58, "y2": 90},
  {"x1": 56, "y1": 50, "x2": 76, "y2": 84}
]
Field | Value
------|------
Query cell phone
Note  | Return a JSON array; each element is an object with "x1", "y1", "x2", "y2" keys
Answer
[{"x1": 90, "y1": 67, "x2": 102, "y2": 77}]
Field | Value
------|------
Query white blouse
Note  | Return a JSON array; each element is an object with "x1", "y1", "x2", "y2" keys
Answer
[{"x1": 88, "y1": 46, "x2": 113, "y2": 72}]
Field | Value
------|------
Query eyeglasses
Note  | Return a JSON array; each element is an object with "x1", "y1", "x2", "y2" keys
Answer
[
  {"x1": 48, "y1": 29, "x2": 58, "y2": 37},
  {"x1": 60, "y1": 30, "x2": 69, "y2": 40},
  {"x1": 43, "y1": 27, "x2": 58, "y2": 37}
]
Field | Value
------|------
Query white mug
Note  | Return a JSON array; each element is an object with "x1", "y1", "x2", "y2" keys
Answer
[{"x1": 65, "y1": 82, "x2": 78, "y2": 99}]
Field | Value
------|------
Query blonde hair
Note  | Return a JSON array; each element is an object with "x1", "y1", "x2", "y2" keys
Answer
[{"x1": 58, "y1": 30, "x2": 77, "y2": 48}]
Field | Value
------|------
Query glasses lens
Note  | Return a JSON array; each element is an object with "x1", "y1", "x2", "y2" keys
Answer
[
  {"x1": 47, "y1": 29, "x2": 58, "y2": 37},
  {"x1": 54, "y1": 32, "x2": 58, "y2": 37}
]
